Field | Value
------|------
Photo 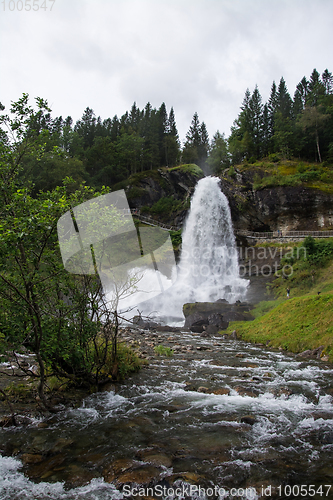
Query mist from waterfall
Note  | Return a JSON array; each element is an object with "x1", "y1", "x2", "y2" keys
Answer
[{"x1": 133, "y1": 176, "x2": 248, "y2": 324}]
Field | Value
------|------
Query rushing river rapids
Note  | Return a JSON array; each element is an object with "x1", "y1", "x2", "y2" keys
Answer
[
  {"x1": 1, "y1": 331, "x2": 333, "y2": 499},
  {"x1": 1, "y1": 177, "x2": 332, "y2": 499}
]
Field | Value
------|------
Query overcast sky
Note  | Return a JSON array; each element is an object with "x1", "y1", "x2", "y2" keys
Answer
[{"x1": 1, "y1": 0, "x2": 332, "y2": 143}]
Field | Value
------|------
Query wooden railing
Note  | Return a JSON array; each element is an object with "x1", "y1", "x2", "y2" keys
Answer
[
  {"x1": 235, "y1": 229, "x2": 333, "y2": 239},
  {"x1": 130, "y1": 211, "x2": 181, "y2": 231},
  {"x1": 128, "y1": 210, "x2": 333, "y2": 238}
]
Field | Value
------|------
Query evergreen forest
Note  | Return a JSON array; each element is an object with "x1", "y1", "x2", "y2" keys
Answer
[{"x1": 1, "y1": 67, "x2": 332, "y2": 196}]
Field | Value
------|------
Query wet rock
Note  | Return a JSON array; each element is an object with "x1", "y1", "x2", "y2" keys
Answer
[
  {"x1": 235, "y1": 353, "x2": 244, "y2": 358},
  {"x1": 169, "y1": 472, "x2": 202, "y2": 484},
  {"x1": 26, "y1": 453, "x2": 66, "y2": 480},
  {"x1": 66, "y1": 464, "x2": 97, "y2": 488},
  {"x1": 20, "y1": 453, "x2": 43, "y2": 464},
  {"x1": 200, "y1": 330, "x2": 210, "y2": 337},
  {"x1": 53, "y1": 437, "x2": 74, "y2": 452},
  {"x1": 132, "y1": 316, "x2": 160, "y2": 330},
  {"x1": 277, "y1": 387, "x2": 293, "y2": 398},
  {"x1": 197, "y1": 386, "x2": 209, "y2": 393},
  {"x1": 142, "y1": 453, "x2": 172, "y2": 468},
  {"x1": 230, "y1": 330, "x2": 238, "y2": 340},
  {"x1": 296, "y1": 345, "x2": 324, "y2": 359},
  {"x1": 240, "y1": 415, "x2": 257, "y2": 425},
  {"x1": 190, "y1": 324, "x2": 205, "y2": 333},
  {"x1": 116, "y1": 465, "x2": 162, "y2": 486},
  {"x1": 234, "y1": 386, "x2": 258, "y2": 398},
  {"x1": 205, "y1": 325, "x2": 219, "y2": 335},
  {"x1": 212, "y1": 388, "x2": 230, "y2": 396},
  {"x1": 77, "y1": 452, "x2": 105, "y2": 466},
  {"x1": 103, "y1": 458, "x2": 140, "y2": 482}
]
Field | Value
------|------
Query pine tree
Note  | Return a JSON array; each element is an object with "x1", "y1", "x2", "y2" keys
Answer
[
  {"x1": 273, "y1": 78, "x2": 294, "y2": 157},
  {"x1": 249, "y1": 85, "x2": 264, "y2": 158},
  {"x1": 182, "y1": 112, "x2": 201, "y2": 165},
  {"x1": 165, "y1": 107, "x2": 180, "y2": 167},
  {"x1": 267, "y1": 81, "x2": 278, "y2": 142},
  {"x1": 198, "y1": 122, "x2": 209, "y2": 166},
  {"x1": 322, "y1": 69, "x2": 333, "y2": 94},
  {"x1": 74, "y1": 107, "x2": 96, "y2": 149},
  {"x1": 207, "y1": 131, "x2": 230, "y2": 173}
]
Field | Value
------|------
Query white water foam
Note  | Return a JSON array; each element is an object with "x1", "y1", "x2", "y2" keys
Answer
[
  {"x1": 135, "y1": 176, "x2": 249, "y2": 324},
  {"x1": 0, "y1": 456, "x2": 124, "y2": 500}
]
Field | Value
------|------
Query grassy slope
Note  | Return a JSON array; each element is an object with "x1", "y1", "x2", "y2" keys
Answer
[
  {"x1": 229, "y1": 293, "x2": 333, "y2": 360},
  {"x1": 226, "y1": 248, "x2": 333, "y2": 362},
  {"x1": 237, "y1": 157, "x2": 333, "y2": 194}
]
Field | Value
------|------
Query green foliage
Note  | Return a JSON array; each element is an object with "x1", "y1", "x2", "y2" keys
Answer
[
  {"x1": 226, "y1": 239, "x2": 333, "y2": 361},
  {"x1": 0, "y1": 97, "x2": 144, "y2": 409},
  {"x1": 154, "y1": 345, "x2": 174, "y2": 357},
  {"x1": 116, "y1": 343, "x2": 143, "y2": 378},
  {"x1": 226, "y1": 293, "x2": 333, "y2": 362},
  {"x1": 303, "y1": 236, "x2": 333, "y2": 265},
  {"x1": 168, "y1": 163, "x2": 204, "y2": 178},
  {"x1": 245, "y1": 157, "x2": 333, "y2": 192},
  {"x1": 169, "y1": 229, "x2": 182, "y2": 250},
  {"x1": 150, "y1": 196, "x2": 182, "y2": 215}
]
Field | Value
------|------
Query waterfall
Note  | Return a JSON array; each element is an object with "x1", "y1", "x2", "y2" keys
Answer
[
  {"x1": 177, "y1": 175, "x2": 248, "y2": 304},
  {"x1": 136, "y1": 176, "x2": 248, "y2": 324}
]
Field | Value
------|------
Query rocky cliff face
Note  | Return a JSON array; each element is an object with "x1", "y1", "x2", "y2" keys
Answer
[
  {"x1": 118, "y1": 166, "x2": 333, "y2": 233},
  {"x1": 219, "y1": 170, "x2": 333, "y2": 232},
  {"x1": 120, "y1": 166, "x2": 204, "y2": 226}
]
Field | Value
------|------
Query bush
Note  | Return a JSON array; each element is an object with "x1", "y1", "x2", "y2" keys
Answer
[
  {"x1": 150, "y1": 197, "x2": 181, "y2": 215},
  {"x1": 154, "y1": 345, "x2": 174, "y2": 357}
]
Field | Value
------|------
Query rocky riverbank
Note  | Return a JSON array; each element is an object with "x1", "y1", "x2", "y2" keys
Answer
[{"x1": 1, "y1": 326, "x2": 333, "y2": 497}]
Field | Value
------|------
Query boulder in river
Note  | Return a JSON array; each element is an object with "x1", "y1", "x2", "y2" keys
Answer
[
  {"x1": 183, "y1": 301, "x2": 254, "y2": 331},
  {"x1": 296, "y1": 345, "x2": 325, "y2": 359}
]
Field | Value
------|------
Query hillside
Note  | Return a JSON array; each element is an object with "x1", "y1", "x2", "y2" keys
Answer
[
  {"x1": 114, "y1": 164, "x2": 204, "y2": 226},
  {"x1": 218, "y1": 157, "x2": 333, "y2": 233},
  {"x1": 227, "y1": 239, "x2": 333, "y2": 362}
]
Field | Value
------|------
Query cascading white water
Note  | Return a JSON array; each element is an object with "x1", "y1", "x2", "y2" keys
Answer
[
  {"x1": 137, "y1": 176, "x2": 248, "y2": 323},
  {"x1": 177, "y1": 175, "x2": 248, "y2": 304}
]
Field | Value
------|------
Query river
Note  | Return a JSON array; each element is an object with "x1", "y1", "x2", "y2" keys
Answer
[{"x1": 1, "y1": 329, "x2": 333, "y2": 499}]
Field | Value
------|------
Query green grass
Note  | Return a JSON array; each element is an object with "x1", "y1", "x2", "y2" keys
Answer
[
  {"x1": 237, "y1": 157, "x2": 333, "y2": 193},
  {"x1": 154, "y1": 345, "x2": 174, "y2": 357},
  {"x1": 225, "y1": 241, "x2": 333, "y2": 362},
  {"x1": 227, "y1": 293, "x2": 333, "y2": 361},
  {"x1": 167, "y1": 164, "x2": 204, "y2": 178}
]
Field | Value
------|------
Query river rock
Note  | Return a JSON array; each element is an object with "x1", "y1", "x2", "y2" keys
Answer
[
  {"x1": 296, "y1": 345, "x2": 325, "y2": 359},
  {"x1": 197, "y1": 386, "x2": 209, "y2": 393},
  {"x1": 116, "y1": 465, "x2": 162, "y2": 486},
  {"x1": 213, "y1": 388, "x2": 230, "y2": 396},
  {"x1": 26, "y1": 453, "x2": 66, "y2": 480},
  {"x1": 21, "y1": 453, "x2": 43, "y2": 465},
  {"x1": 183, "y1": 301, "x2": 254, "y2": 332},
  {"x1": 230, "y1": 330, "x2": 238, "y2": 339},
  {"x1": 234, "y1": 386, "x2": 258, "y2": 397},
  {"x1": 132, "y1": 315, "x2": 160, "y2": 330},
  {"x1": 240, "y1": 415, "x2": 257, "y2": 425},
  {"x1": 141, "y1": 453, "x2": 172, "y2": 468}
]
